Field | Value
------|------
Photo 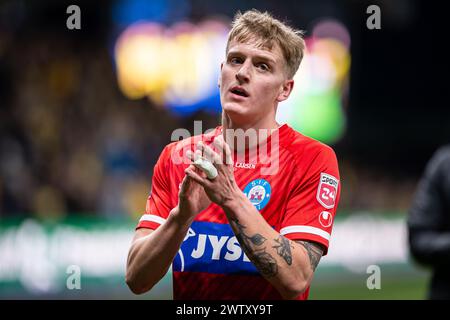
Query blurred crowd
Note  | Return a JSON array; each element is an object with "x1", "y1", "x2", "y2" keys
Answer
[
  {"x1": 0, "y1": 31, "x2": 419, "y2": 221},
  {"x1": 0, "y1": 32, "x2": 197, "y2": 220}
]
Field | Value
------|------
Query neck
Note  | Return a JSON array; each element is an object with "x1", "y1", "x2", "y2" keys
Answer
[
  {"x1": 221, "y1": 111, "x2": 281, "y2": 152},
  {"x1": 221, "y1": 111, "x2": 279, "y2": 132}
]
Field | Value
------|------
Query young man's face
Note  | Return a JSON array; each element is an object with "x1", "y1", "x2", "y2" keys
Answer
[{"x1": 219, "y1": 38, "x2": 293, "y2": 127}]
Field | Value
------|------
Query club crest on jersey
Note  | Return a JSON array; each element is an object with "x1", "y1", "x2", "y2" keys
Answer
[
  {"x1": 243, "y1": 179, "x2": 271, "y2": 210},
  {"x1": 317, "y1": 173, "x2": 339, "y2": 209},
  {"x1": 319, "y1": 211, "x2": 333, "y2": 228}
]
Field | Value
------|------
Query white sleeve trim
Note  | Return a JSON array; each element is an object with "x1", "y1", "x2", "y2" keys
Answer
[
  {"x1": 280, "y1": 225, "x2": 330, "y2": 241},
  {"x1": 139, "y1": 214, "x2": 166, "y2": 225}
]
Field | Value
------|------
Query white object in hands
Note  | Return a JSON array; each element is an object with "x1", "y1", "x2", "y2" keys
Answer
[{"x1": 193, "y1": 158, "x2": 218, "y2": 179}]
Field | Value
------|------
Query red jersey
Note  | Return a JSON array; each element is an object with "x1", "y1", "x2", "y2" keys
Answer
[{"x1": 136, "y1": 124, "x2": 340, "y2": 300}]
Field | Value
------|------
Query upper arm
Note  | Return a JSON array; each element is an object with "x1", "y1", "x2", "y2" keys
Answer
[
  {"x1": 132, "y1": 228, "x2": 154, "y2": 245},
  {"x1": 127, "y1": 228, "x2": 155, "y2": 273},
  {"x1": 282, "y1": 146, "x2": 340, "y2": 255},
  {"x1": 135, "y1": 145, "x2": 174, "y2": 230}
]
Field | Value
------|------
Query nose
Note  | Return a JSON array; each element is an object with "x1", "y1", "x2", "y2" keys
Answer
[{"x1": 235, "y1": 63, "x2": 250, "y2": 83}]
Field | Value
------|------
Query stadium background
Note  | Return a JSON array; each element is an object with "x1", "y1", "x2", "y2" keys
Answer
[{"x1": 0, "y1": 0, "x2": 448, "y2": 299}]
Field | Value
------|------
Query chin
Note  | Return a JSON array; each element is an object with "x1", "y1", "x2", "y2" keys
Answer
[
  {"x1": 222, "y1": 108, "x2": 250, "y2": 126},
  {"x1": 223, "y1": 101, "x2": 247, "y2": 114}
]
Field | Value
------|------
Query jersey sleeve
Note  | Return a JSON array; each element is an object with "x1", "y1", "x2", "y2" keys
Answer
[
  {"x1": 136, "y1": 145, "x2": 173, "y2": 230},
  {"x1": 280, "y1": 146, "x2": 341, "y2": 255}
]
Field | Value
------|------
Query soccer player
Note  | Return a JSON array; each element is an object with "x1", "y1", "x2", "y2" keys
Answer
[{"x1": 126, "y1": 9, "x2": 341, "y2": 300}]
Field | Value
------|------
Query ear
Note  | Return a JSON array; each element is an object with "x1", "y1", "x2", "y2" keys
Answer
[{"x1": 276, "y1": 79, "x2": 294, "y2": 102}]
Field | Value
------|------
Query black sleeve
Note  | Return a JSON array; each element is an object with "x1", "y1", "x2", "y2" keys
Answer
[{"x1": 407, "y1": 146, "x2": 450, "y2": 267}]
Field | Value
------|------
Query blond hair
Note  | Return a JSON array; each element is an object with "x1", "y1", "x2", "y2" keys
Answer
[{"x1": 226, "y1": 9, "x2": 305, "y2": 79}]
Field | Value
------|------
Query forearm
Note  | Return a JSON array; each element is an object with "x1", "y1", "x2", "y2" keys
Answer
[
  {"x1": 222, "y1": 193, "x2": 314, "y2": 299},
  {"x1": 126, "y1": 207, "x2": 193, "y2": 294}
]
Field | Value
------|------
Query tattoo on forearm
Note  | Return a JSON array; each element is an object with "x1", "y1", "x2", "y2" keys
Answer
[
  {"x1": 232, "y1": 218, "x2": 266, "y2": 246},
  {"x1": 295, "y1": 241, "x2": 323, "y2": 271},
  {"x1": 231, "y1": 218, "x2": 278, "y2": 277},
  {"x1": 273, "y1": 236, "x2": 294, "y2": 265},
  {"x1": 251, "y1": 250, "x2": 278, "y2": 277}
]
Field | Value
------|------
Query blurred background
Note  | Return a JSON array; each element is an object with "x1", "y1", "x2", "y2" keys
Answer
[{"x1": 0, "y1": 0, "x2": 448, "y2": 299}]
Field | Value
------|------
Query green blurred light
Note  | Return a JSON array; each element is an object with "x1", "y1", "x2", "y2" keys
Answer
[{"x1": 290, "y1": 89, "x2": 345, "y2": 144}]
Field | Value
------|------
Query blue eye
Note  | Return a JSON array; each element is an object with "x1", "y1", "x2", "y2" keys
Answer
[
  {"x1": 257, "y1": 63, "x2": 269, "y2": 71},
  {"x1": 230, "y1": 57, "x2": 242, "y2": 64}
]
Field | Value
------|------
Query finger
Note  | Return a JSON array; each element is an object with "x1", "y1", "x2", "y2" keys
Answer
[
  {"x1": 185, "y1": 162, "x2": 206, "y2": 179},
  {"x1": 180, "y1": 164, "x2": 205, "y2": 195},
  {"x1": 179, "y1": 174, "x2": 192, "y2": 196},
  {"x1": 214, "y1": 135, "x2": 233, "y2": 166},
  {"x1": 188, "y1": 149, "x2": 211, "y2": 174},
  {"x1": 222, "y1": 137, "x2": 233, "y2": 165},
  {"x1": 193, "y1": 158, "x2": 218, "y2": 179},
  {"x1": 193, "y1": 147, "x2": 218, "y2": 179},
  {"x1": 186, "y1": 149, "x2": 195, "y2": 163},
  {"x1": 185, "y1": 167, "x2": 209, "y2": 187},
  {"x1": 211, "y1": 137, "x2": 225, "y2": 164},
  {"x1": 197, "y1": 141, "x2": 222, "y2": 165},
  {"x1": 194, "y1": 149, "x2": 202, "y2": 161}
]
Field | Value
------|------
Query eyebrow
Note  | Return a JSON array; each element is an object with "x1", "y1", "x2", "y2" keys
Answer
[{"x1": 227, "y1": 50, "x2": 277, "y2": 65}]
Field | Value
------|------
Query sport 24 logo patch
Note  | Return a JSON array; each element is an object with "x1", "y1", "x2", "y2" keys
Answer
[{"x1": 316, "y1": 173, "x2": 339, "y2": 209}]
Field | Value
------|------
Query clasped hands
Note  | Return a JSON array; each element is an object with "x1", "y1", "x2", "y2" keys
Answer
[{"x1": 183, "y1": 135, "x2": 242, "y2": 208}]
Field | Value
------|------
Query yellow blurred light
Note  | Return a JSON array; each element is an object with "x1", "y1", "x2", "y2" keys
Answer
[
  {"x1": 115, "y1": 23, "x2": 169, "y2": 101},
  {"x1": 165, "y1": 30, "x2": 211, "y2": 105},
  {"x1": 164, "y1": 20, "x2": 228, "y2": 106},
  {"x1": 114, "y1": 19, "x2": 230, "y2": 108}
]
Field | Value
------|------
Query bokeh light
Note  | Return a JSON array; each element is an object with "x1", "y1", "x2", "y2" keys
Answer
[
  {"x1": 277, "y1": 18, "x2": 351, "y2": 144},
  {"x1": 115, "y1": 16, "x2": 350, "y2": 143},
  {"x1": 114, "y1": 18, "x2": 229, "y2": 115}
]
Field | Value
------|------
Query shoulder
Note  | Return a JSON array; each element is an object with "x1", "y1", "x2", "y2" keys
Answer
[
  {"x1": 431, "y1": 145, "x2": 450, "y2": 165},
  {"x1": 425, "y1": 144, "x2": 450, "y2": 179},
  {"x1": 280, "y1": 125, "x2": 338, "y2": 168}
]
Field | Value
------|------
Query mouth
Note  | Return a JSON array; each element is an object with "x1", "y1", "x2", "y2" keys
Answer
[{"x1": 229, "y1": 86, "x2": 249, "y2": 98}]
